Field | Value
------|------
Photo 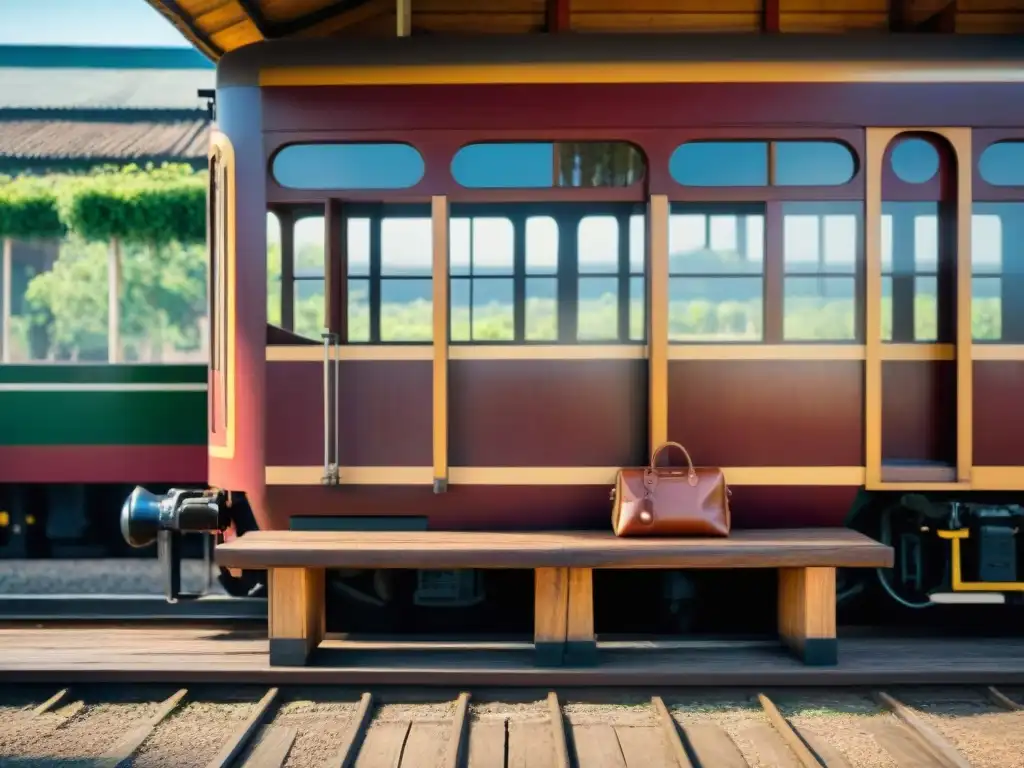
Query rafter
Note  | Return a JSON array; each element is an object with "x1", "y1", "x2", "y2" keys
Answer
[
  {"x1": 236, "y1": 0, "x2": 273, "y2": 38},
  {"x1": 147, "y1": 0, "x2": 223, "y2": 59}
]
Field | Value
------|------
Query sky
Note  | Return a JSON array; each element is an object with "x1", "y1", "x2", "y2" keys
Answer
[{"x1": 0, "y1": 0, "x2": 188, "y2": 47}]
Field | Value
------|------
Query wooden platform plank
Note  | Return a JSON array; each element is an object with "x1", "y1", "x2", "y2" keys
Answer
[
  {"x1": 466, "y1": 721, "x2": 506, "y2": 768},
  {"x1": 613, "y1": 725, "x2": 676, "y2": 768},
  {"x1": 241, "y1": 725, "x2": 297, "y2": 768},
  {"x1": 508, "y1": 720, "x2": 556, "y2": 768},
  {"x1": 4, "y1": 628, "x2": 1024, "y2": 688},
  {"x1": 215, "y1": 528, "x2": 893, "y2": 570},
  {"x1": 354, "y1": 721, "x2": 411, "y2": 768},
  {"x1": 680, "y1": 722, "x2": 747, "y2": 768},
  {"x1": 570, "y1": 724, "x2": 626, "y2": 768}
]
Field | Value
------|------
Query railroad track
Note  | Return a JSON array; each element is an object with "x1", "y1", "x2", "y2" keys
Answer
[{"x1": 2, "y1": 684, "x2": 1022, "y2": 767}]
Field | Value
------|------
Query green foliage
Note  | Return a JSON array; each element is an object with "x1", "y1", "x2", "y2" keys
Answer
[
  {"x1": 0, "y1": 175, "x2": 66, "y2": 240},
  {"x1": 59, "y1": 164, "x2": 206, "y2": 246}
]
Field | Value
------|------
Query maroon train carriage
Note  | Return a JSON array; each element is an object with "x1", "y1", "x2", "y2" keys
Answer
[{"x1": 121, "y1": 34, "x2": 1024, "y2": 641}]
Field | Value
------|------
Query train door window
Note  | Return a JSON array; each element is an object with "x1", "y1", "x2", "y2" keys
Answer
[
  {"x1": 879, "y1": 202, "x2": 940, "y2": 342},
  {"x1": 972, "y1": 203, "x2": 1024, "y2": 342},
  {"x1": 781, "y1": 202, "x2": 861, "y2": 341},
  {"x1": 667, "y1": 206, "x2": 765, "y2": 341},
  {"x1": 525, "y1": 216, "x2": 558, "y2": 341},
  {"x1": 380, "y1": 215, "x2": 432, "y2": 342},
  {"x1": 450, "y1": 215, "x2": 515, "y2": 342}
]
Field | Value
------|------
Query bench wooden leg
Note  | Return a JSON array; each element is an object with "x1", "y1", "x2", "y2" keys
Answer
[
  {"x1": 564, "y1": 567, "x2": 597, "y2": 667},
  {"x1": 268, "y1": 566, "x2": 325, "y2": 667},
  {"x1": 534, "y1": 567, "x2": 568, "y2": 667},
  {"x1": 778, "y1": 566, "x2": 837, "y2": 666}
]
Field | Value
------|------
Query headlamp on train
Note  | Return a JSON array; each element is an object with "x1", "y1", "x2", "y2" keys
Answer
[{"x1": 120, "y1": 486, "x2": 226, "y2": 548}]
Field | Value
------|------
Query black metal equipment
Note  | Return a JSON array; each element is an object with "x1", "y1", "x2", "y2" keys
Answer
[{"x1": 120, "y1": 486, "x2": 228, "y2": 603}]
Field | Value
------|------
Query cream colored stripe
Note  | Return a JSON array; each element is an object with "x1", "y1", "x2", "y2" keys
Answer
[
  {"x1": 264, "y1": 343, "x2": 1024, "y2": 363},
  {"x1": 265, "y1": 465, "x2": 868, "y2": 487},
  {"x1": 260, "y1": 62, "x2": 1024, "y2": 87}
]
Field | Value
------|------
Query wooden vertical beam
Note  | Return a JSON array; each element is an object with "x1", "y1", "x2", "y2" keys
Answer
[
  {"x1": 945, "y1": 128, "x2": 973, "y2": 483},
  {"x1": 864, "y1": 129, "x2": 892, "y2": 490},
  {"x1": 762, "y1": 0, "x2": 780, "y2": 32},
  {"x1": 547, "y1": 0, "x2": 570, "y2": 33},
  {"x1": 647, "y1": 195, "x2": 669, "y2": 455},
  {"x1": 564, "y1": 567, "x2": 596, "y2": 666},
  {"x1": 778, "y1": 566, "x2": 837, "y2": 666},
  {"x1": 268, "y1": 567, "x2": 325, "y2": 666},
  {"x1": 397, "y1": 0, "x2": 411, "y2": 36},
  {"x1": 432, "y1": 195, "x2": 449, "y2": 493},
  {"x1": 534, "y1": 567, "x2": 569, "y2": 667}
]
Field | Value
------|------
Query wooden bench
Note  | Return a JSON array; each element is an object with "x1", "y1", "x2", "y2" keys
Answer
[{"x1": 215, "y1": 528, "x2": 893, "y2": 668}]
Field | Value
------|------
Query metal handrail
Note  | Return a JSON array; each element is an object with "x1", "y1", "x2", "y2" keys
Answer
[{"x1": 321, "y1": 329, "x2": 340, "y2": 485}]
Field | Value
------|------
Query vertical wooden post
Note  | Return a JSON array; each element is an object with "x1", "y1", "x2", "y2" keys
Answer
[
  {"x1": 778, "y1": 566, "x2": 837, "y2": 666},
  {"x1": 534, "y1": 567, "x2": 568, "y2": 667},
  {"x1": 1, "y1": 237, "x2": 11, "y2": 363},
  {"x1": 432, "y1": 195, "x2": 449, "y2": 492},
  {"x1": 647, "y1": 195, "x2": 669, "y2": 455},
  {"x1": 945, "y1": 128, "x2": 973, "y2": 484},
  {"x1": 864, "y1": 129, "x2": 889, "y2": 489},
  {"x1": 268, "y1": 567, "x2": 326, "y2": 666},
  {"x1": 108, "y1": 238, "x2": 122, "y2": 363},
  {"x1": 564, "y1": 567, "x2": 597, "y2": 666}
]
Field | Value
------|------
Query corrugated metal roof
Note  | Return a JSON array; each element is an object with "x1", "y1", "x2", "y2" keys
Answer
[
  {"x1": 0, "y1": 119, "x2": 209, "y2": 163},
  {"x1": 0, "y1": 67, "x2": 214, "y2": 111}
]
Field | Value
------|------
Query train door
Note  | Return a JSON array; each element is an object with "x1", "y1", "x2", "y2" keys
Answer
[{"x1": 864, "y1": 128, "x2": 973, "y2": 490}]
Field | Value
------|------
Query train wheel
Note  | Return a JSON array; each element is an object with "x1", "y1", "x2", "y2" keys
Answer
[{"x1": 216, "y1": 495, "x2": 266, "y2": 598}]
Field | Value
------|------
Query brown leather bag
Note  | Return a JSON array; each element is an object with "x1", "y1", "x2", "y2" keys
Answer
[{"x1": 611, "y1": 441, "x2": 731, "y2": 537}]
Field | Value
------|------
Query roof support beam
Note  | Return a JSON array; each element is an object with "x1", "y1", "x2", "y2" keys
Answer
[
  {"x1": 236, "y1": 0, "x2": 273, "y2": 38},
  {"x1": 762, "y1": 0, "x2": 780, "y2": 32},
  {"x1": 397, "y1": 0, "x2": 411, "y2": 36},
  {"x1": 547, "y1": 0, "x2": 570, "y2": 33},
  {"x1": 890, "y1": 0, "x2": 957, "y2": 32},
  {"x1": 263, "y1": 0, "x2": 380, "y2": 38},
  {"x1": 148, "y1": 0, "x2": 223, "y2": 59}
]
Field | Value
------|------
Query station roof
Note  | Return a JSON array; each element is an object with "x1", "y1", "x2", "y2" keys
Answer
[
  {"x1": 146, "y1": 0, "x2": 1024, "y2": 63},
  {"x1": 0, "y1": 45, "x2": 213, "y2": 173}
]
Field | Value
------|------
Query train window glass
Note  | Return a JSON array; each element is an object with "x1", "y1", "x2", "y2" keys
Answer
[
  {"x1": 979, "y1": 142, "x2": 1024, "y2": 186},
  {"x1": 880, "y1": 202, "x2": 940, "y2": 342},
  {"x1": 293, "y1": 216, "x2": 326, "y2": 341},
  {"x1": 782, "y1": 202, "x2": 860, "y2": 341},
  {"x1": 348, "y1": 217, "x2": 371, "y2": 342},
  {"x1": 890, "y1": 138, "x2": 939, "y2": 184},
  {"x1": 271, "y1": 143, "x2": 424, "y2": 190},
  {"x1": 774, "y1": 142, "x2": 856, "y2": 186},
  {"x1": 629, "y1": 214, "x2": 645, "y2": 340},
  {"x1": 578, "y1": 216, "x2": 619, "y2": 340},
  {"x1": 667, "y1": 210, "x2": 765, "y2": 341},
  {"x1": 267, "y1": 212, "x2": 281, "y2": 327},
  {"x1": 449, "y1": 216, "x2": 515, "y2": 341},
  {"x1": 451, "y1": 142, "x2": 645, "y2": 188},
  {"x1": 670, "y1": 142, "x2": 768, "y2": 187},
  {"x1": 972, "y1": 203, "x2": 1024, "y2": 341},
  {"x1": 525, "y1": 216, "x2": 558, "y2": 341},
  {"x1": 380, "y1": 217, "x2": 432, "y2": 341}
]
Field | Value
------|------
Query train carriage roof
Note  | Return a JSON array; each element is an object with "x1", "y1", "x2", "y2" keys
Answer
[{"x1": 147, "y1": 0, "x2": 1024, "y2": 63}]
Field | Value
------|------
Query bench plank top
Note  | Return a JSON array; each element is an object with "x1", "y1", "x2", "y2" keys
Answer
[{"x1": 216, "y1": 528, "x2": 893, "y2": 570}]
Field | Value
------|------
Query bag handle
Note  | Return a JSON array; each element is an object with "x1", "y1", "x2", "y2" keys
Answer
[{"x1": 650, "y1": 441, "x2": 697, "y2": 482}]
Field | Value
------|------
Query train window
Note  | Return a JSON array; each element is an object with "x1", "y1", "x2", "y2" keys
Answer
[
  {"x1": 774, "y1": 142, "x2": 856, "y2": 187},
  {"x1": 293, "y1": 216, "x2": 327, "y2": 341},
  {"x1": 890, "y1": 138, "x2": 939, "y2": 184},
  {"x1": 451, "y1": 142, "x2": 645, "y2": 188},
  {"x1": 578, "y1": 216, "x2": 620, "y2": 340},
  {"x1": 972, "y1": 203, "x2": 1024, "y2": 342},
  {"x1": 267, "y1": 213, "x2": 282, "y2": 327},
  {"x1": 271, "y1": 143, "x2": 425, "y2": 190},
  {"x1": 667, "y1": 207, "x2": 765, "y2": 341},
  {"x1": 347, "y1": 218, "x2": 371, "y2": 342},
  {"x1": 782, "y1": 202, "x2": 860, "y2": 341},
  {"x1": 979, "y1": 142, "x2": 1024, "y2": 186},
  {"x1": 880, "y1": 202, "x2": 940, "y2": 342},
  {"x1": 450, "y1": 216, "x2": 515, "y2": 341},
  {"x1": 380, "y1": 217, "x2": 433, "y2": 342},
  {"x1": 525, "y1": 216, "x2": 558, "y2": 341},
  {"x1": 670, "y1": 142, "x2": 768, "y2": 187}
]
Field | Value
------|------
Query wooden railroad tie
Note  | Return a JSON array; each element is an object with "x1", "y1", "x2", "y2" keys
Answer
[{"x1": 873, "y1": 691, "x2": 971, "y2": 768}]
